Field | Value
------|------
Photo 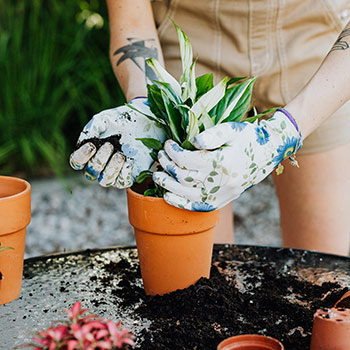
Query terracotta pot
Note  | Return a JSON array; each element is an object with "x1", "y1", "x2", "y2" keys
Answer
[
  {"x1": 217, "y1": 334, "x2": 284, "y2": 350},
  {"x1": 0, "y1": 176, "x2": 31, "y2": 305},
  {"x1": 310, "y1": 307, "x2": 350, "y2": 350},
  {"x1": 127, "y1": 188, "x2": 220, "y2": 296}
]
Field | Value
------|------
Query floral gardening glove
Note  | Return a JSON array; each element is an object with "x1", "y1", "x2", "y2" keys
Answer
[
  {"x1": 70, "y1": 97, "x2": 165, "y2": 188},
  {"x1": 153, "y1": 109, "x2": 302, "y2": 211}
]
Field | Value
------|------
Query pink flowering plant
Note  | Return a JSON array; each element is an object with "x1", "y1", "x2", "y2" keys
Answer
[{"x1": 21, "y1": 302, "x2": 135, "y2": 350}]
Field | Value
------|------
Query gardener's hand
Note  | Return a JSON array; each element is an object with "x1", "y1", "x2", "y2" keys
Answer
[
  {"x1": 153, "y1": 109, "x2": 302, "y2": 211},
  {"x1": 70, "y1": 97, "x2": 165, "y2": 188}
]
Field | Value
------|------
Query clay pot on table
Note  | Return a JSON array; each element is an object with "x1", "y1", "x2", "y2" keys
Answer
[
  {"x1": 127, "y1": 187, "x2": 220, "y2": 296},
  {"x1": 310, "y1": 307, "x2": 350, "y2": 350},
  {"x1": 217, "y1": 334, "x2": 284, "y2": 350},
  {"x1": 0, "y1": 176, "x2": 31, "y2": 305}
]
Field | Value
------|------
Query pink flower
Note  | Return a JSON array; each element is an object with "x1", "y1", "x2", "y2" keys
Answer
[
  {"x1": 23, "y1": 302, "x2": 135, "y2": 350},
  {"x1": 107, "y1": 320, "x2": 135, "y2": 348},
  {"x1": 65, "y1": 302, "x2": 88, "y2": 323}
]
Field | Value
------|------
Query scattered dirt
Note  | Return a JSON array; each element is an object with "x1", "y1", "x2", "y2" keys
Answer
[{"x1": 98, "y1": 246, "x2": 349, "y2": 350}]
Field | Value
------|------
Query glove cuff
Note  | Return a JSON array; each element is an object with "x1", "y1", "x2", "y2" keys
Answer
[
  {"x1": 277, "y1": 108, "x2": 302, "y2": 138},
  {"x1": 277, "y1": 108, "x2": 302, "y2": 140},
  {"x1": 128, "y1": 96, "x2": 147, "y2": 104}
]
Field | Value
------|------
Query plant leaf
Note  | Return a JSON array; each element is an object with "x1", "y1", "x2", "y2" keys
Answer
[
  {"x1": 146, "y1": 58, "x2": 182, "y2": 97},
  {"x1": 227, "y1": 76, "x2": 247, "y2": 86},
  {"x1": 126, "y1": 103, "x2": 166, "y2": 126},
  {"x1": 147, "y1": 84, "x2": 168, "y2": 122},
  {"x1": 181, "y1": 140, "x2": 195, "y2": 150},
  {"x1": 191, "y1": 76, "x2": 227, "y2": 121},
  {"x1": 244, "y1": 107, "x2": 279, "y2": 123},
  {"x1": 150, "y1": 150, "x2": 158, "y2": 161},
  {"x1": 172, "y1": 20, "x2": 197, "y2": 102},
  {"x1": 136, "y1": 170, "x2": 153, "y2": 184},
  {"x1": 198, "y1": 106, "x2": 215, "y2": 129},
  {"x1": 136, "y1": 138, "x2": 163, "y2": 151},
  {"x1": 161, "y1": 90, "x2": 183, "y2": 143},
  {"x1": 186, "y1": 109, "x2": 200, "y2": 143},
  {"x1": 216, "y1": 78, "x2": 256, "y2": 124},
  {"x1": 210, "y1": 78, "x2": 255, "y2": 124},
  {"x1": 184, "y1": 59, "x2": 197, "y2": 102},
  {"x1": 195, "y1": 73, "x2": 214, "y2": 100},
  {"x1": 220, "y1": 78, "x2": 256, "y2": 123}
]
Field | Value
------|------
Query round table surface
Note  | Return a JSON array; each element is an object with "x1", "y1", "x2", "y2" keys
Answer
[{"x1": 1, "y1": 245, "x2": 349, "y2": 349}]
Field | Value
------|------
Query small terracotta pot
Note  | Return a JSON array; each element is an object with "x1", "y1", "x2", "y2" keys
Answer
[
  {"x1": 127, "y1": 188, "x2": 220, "y2": 296},
  {"x1": 217, "y1": 334, "x2": 284, "y2": 350},
  {"x1": 310, "y1": 308, "x2": 350, "y2": 350},
  {"x1": 0, "y1": 176, "x2": 31, "y2": 305}
]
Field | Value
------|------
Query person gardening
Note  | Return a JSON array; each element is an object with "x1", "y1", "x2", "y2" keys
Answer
[{"x1": 70, "y1": 0, "x2": 350, "y2": 256}]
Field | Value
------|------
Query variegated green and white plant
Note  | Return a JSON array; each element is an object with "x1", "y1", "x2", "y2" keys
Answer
[{"x1": 130, "y1": 21, "x2": 276, "y2": 197}]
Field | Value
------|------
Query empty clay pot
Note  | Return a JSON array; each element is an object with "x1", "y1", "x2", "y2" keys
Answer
[
  {"x1": 217, "y1": 334, "x2": 284, "y2": 350},
  {"x1": 0, "y1": 176, "x2": 31, "y2": 305},
  {"x1": 310, "y1": 307, "x2": 350, "y2": 350}
]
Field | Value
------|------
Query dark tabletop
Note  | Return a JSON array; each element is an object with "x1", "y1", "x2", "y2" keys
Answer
[{"x1": 1, "y1": 245, "x2": 349, "y2": 350}]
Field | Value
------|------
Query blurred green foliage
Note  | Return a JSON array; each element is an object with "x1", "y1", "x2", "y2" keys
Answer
[{"x1": 0, "y1": 0, "x2": 125, "y2": 177}]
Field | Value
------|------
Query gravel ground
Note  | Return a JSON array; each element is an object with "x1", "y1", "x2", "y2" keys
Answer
[{"x1": 25, "y1": 174, "x2": 281, "y2": 259}]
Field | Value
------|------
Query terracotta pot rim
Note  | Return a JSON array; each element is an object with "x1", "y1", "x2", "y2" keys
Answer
[
  {"x1": 0, "y1": 175, "x2": 31, "y2": 201},
  {"x1": 218, "y1": 334, "x2": 284, "y2": 350},
  {"x1": 314, "y1": 307, "x2": 350, "y2": 323},
  {"x1": 127, "y1": 187, "x2": 221, "y2": 213}
]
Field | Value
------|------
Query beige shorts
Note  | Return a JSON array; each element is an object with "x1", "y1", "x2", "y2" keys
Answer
[{"x1": 152, "y1": 0, "x2": 350, "y2": 154}]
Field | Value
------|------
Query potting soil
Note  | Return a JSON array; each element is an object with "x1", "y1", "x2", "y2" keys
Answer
[
  {"x1": 3, "y1": 245, "x2": 349, "y2": 350},
  {"x1": 98, "y1": 246, "x2": 349, "y2": 350}
]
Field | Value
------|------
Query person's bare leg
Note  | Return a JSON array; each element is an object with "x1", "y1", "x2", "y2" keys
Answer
[
  {"x1": 213, "y1": 202, "x2": 234, "y2": 244},
  {"x1": 273, "y1": 143, "x2": 350, "y2": 256}
]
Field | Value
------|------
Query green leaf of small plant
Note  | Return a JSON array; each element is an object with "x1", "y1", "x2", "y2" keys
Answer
[
  {"x1": 181, "y1": 140, "x2": 195, "y2": 150},
  {"x1": 217, "y1": 78, "x2": 256, "y2": 123},
  {"x1": 214, "y1": 78, "x2": 256, "y2": 124},
  {"x1": 244, "y1": 107, "x2": 279, "y2": 123},
  {"x1": 226, "y1": 76, "x2": 247, "y2": 85},
  {"x1": 150, "y1": 150, "x2": 158, "y2": 161},
  {"x1": 146, "y1": 57, "x2": 182, "y2": 97},
  {"x1": 136, "y1": 170, "x2": 153, "y2": 184},
  {"x1": 144, "y1": 188, "x2": 156, "y2": 197},
  {"x1": 136, "y1": 138, "x2": 163, "y2": 151},
  {"x1": 161, "y1": 89, "x2": 183, "y2": 143},
  {"x1": 195, "y1": 74, "x2": 214, "y2": 100}
]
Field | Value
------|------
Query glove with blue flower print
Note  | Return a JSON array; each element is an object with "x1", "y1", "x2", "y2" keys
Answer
[
  {"x1": 152, "y1": 109, "x2": 302, "y2": 211},
  {"x1": 70, "y1": 97, "x2": 165, "y2": 188}
]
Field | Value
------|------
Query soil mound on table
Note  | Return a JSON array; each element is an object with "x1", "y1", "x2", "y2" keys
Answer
[{"x1": 102, "y1": 246, "x2": 348, "y2": 350}]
